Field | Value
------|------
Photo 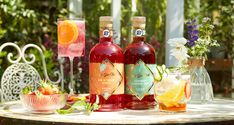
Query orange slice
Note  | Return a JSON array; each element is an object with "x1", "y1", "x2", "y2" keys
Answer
[
  {"x1": 156, "y1": 80, "x2": 185, "y2": 107},
  {"x1": 58, "y1": 20, "x2": 78, "y2": 45},
  {"x1": 184, "y1": 81, "x2": 191, "y2": 99}
]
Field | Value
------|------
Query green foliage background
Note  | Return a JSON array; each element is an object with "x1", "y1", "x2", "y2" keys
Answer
[{"x1": 0, "y1": 0, "x2": 233, "y2": 93}]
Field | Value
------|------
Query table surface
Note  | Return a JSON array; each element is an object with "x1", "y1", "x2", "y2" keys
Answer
[{"x1": 0, "y1": 99, "x2": 234, "y2": 125}]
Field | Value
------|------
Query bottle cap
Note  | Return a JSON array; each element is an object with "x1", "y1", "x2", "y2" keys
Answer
[
  {"x1": 100, "y1": 16, "x2": 113, "y2": 22},
  {"x1": 100, "y1": 16, "x2": 113, "y2": 28},
  {"x1": 132, "y1": 16, "x2": 146, "y2": 27},
  {"x1": 99, "y1": 16, "x2": 113, "y2": 38},
  {"x1": 132, "y1": 16, "x2": 146, "y2": 23}
]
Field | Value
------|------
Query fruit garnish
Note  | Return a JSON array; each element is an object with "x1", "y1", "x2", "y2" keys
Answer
[
  {"x1": 21, "y1": 80, "x2": 62, "y2": 96},
  {"x1": 67, "y1": 94, "x2": 86, "y2": 102},
  {"x1": 184, "y1": 81, "x2": 191, "y2": 99},
  {"x1": 156, "y1": 80, "x2": 185, "y2": 107},
  {"x1": 29, "y1": 92, "x2": 36, "y2": 95},
  {"x1": 56, "y1": 95, "x2": 100, "y2": 115},
  {"x1": 58, "y1": 20, "x2": 78, "y2": 45}
]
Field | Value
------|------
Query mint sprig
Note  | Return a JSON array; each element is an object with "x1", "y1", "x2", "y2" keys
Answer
[
  {"x1": 155, "y1": 65, "x2": 170, "y2": 82},
  {"x1": 22, "y1": 86, "x2": 32, "y2": 94},
  {"x1": 56, "y1": 95, "x2": 100, "y2": 115}
]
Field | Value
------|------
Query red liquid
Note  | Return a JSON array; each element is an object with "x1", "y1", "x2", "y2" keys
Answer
[
  {"x1": 124, "y1": 37, "x2": 156, "y2": 110},
  {"x1": 89, "y1": 37, "x2": 124, "y2": 111}
]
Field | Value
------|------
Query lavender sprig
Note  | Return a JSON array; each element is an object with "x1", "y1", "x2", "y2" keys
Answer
[
  {"x1": 186, "y1": 19, "x2": 199, "y2": 47},
  {"x1": 185, "y1": 17, "x2": 219, "y2": 59}
]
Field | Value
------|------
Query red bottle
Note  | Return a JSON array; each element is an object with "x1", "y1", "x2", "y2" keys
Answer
[
  {"x1": 89, "y1": 16, "x2": 124, "y2": 111},
  {"x1": 124, "y1": 17, "x2": 156, "y2": 109}
]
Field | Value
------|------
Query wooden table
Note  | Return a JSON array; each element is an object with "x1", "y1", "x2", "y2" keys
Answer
[{"x1": 0, "y1": 99, "x2": 234, "y2": 125}]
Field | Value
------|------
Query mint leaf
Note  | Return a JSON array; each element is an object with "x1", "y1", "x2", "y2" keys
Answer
[
  {"x1": 56, "y1": 108, "x2": 74, "y2": 114},
  {"x1": 35, "y1": 90, "x2": 42, "y2": 97},
  {"x1": 57, "y1": 95, "x2": 100, "y2": 115},
  {"x1": 72, "y1": 100, "x2": 87, "y2": 110},
  {"x1": 92, "y1": 103, "x2": 100, "y2": 111},
  {"x1": 22, "y1": 86, "x2": 32, "y2": 94}
]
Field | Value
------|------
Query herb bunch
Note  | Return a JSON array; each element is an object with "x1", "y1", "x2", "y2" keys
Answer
[{"x1": 186, "y1": 17, "x2": 219, "y2": 59}]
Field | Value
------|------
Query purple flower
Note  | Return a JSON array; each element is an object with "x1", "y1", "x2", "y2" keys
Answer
[
  {"x1": 188, "y1": 40, "x2": 195, "y2": 46},
  {"x1": 186, "y1": 19, "x2": 199, "y2": 47}
]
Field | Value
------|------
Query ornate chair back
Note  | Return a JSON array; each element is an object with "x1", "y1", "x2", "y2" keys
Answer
[{"x1": 0, "y1": 42, "x2": 62, "y2": 102}]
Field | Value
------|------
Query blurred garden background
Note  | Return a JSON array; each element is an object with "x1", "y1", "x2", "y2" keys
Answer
[{"x1": 0, "y1": 0, "x2": 233, "y2": 96}]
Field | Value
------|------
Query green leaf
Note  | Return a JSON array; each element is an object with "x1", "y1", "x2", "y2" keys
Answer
[
  {"x1": 22, "y1": 86, "x2": 32, "y2": 94},
  {"x1": 35, "y1": 90, "x2": 42, "y2": 97},
  {"x1": 56, "y1": 108, "x2": 74, "y2": 115},
  {"x1": 57, "y1": 96, "x2": 100, "y2": 115},
  {"x1": 71, "y1": 100, "x2": 87, "y2": 110}
]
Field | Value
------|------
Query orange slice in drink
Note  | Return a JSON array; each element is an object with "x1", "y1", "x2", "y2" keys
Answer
[
  {"x1": 58, "y1": 20, "x2": 78, "y2": 45},
  {"x1": 184, "y1": 81, "x2": 191, "y2": 99},
  {"x1": 157, "y1": 80, "x2": 185, "y2": 107}
]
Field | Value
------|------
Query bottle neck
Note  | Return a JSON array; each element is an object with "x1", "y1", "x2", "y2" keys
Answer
[
  {"x1": 100, "y1": 37, "x2": 113, "y2": 43},
  {"x1": 132, "y1": 36, "x2": 145, "y2": 43}
]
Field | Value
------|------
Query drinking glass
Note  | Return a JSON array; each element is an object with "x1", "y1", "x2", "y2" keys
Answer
[
  {"x1": 154, "y1": 73, "x2": 191, "y2": 112},
  {"x1": 57, "y1": 18, "x2": 85, "y2": 94}
]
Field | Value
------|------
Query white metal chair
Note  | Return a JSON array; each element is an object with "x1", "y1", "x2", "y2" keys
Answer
[{"x1": 0, "y1": 42, "x2": 62, "y2": 102}]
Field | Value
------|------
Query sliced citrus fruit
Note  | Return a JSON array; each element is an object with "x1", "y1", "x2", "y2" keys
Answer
[
  {"x1": 58, "y1": 20, "x2": 78, "y2": 45},
  {"x1": 184, "y1": 81, "x2": 191, "y2": 99},
  {"x1": 156, "y1": 80, "x2": 185, "y2": 107}
]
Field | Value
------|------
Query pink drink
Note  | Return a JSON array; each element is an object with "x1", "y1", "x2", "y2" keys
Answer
[{"x1": 58, "y1": 19, "x2": 85, "y2": 57}]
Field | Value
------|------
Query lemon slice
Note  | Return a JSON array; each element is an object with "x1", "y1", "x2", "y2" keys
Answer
[{"x1": 157, "y1": 80, "x2": 185, "y2": 107}]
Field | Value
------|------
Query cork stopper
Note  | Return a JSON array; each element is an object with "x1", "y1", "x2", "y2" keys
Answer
[
  {"x1": 99, "y1": 16, "x2": 113, "y2": 38},
  {"x1": 99, "y1": 16, "x2": 113, "y2": 29},
  {"x1": 132, "y1": 16, "x2": 146, "y2": 28},
  {"x1": 100, "y1": 16, "x2": 113, "y2": 22}
]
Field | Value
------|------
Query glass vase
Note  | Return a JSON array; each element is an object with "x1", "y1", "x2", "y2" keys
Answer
[{"x1": 188, "y1": 58, "x2": 214, "y2": 103}]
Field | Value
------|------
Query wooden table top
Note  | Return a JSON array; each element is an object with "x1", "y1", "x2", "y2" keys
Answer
[{"x1": 0, "y1": 99, "x2": 234, "y2": 125}]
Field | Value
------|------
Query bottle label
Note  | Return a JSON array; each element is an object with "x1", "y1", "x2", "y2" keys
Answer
[
  {"x1": 134, "y1": 29, "x2": 145, "y2": 37},
  {"x1": 103, "y1": 29, "x2": 110, "y2": 37},
  {"x1": 125, "y1": 60, "x2": 156, "y2": 100},
  {"x1": 90, "y1": 59, "x2": 124, "y2": 100}
]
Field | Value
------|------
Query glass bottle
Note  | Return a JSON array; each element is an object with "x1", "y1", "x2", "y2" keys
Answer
[
  {"x1": 89, "y1": 16, "x2": 124, "y2": 111},
  {"x1": 124, "y1": 16, "x2": 156, "y2": 109},
  {"x1": 188, "y1": 58, "x2": 214, "y2": 103}
]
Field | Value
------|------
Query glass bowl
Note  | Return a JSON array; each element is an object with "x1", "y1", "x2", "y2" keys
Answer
[{"x1": 20, "y1": 94, "x2": 66, "y2": 113}]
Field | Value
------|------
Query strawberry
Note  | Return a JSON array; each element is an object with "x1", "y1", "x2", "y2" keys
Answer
[
  {"x1": 38, "y1": 87, "x2": 46, "y2": 94},
  {"x1": 67, "y1": 95, "x2": 77, "y2": 102},
  {"x1": 44, "y1": 87, "x2": 53, "y2": 95},
  {"x1": 29, "y1": 92, "x2": 36, "y2": 95}
]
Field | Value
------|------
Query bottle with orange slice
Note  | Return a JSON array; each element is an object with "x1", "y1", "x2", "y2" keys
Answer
[
  {"x1": 57, "y1": 19, "x2": 85, "y2": 94},
  {"x1": 155, "y1": 73, "x2": 191, "y2": 112}
]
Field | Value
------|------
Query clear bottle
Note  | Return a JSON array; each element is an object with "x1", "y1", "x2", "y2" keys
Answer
[
  {"x1": 89, "y1": 16, "x2": 124, "y2": 111},
  {"x1": 124, "y1": 16, "x2": 156, "y2": 109}
]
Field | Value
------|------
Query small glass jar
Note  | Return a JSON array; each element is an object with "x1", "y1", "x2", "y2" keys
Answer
[{"x1": 154, "y1": 72, "x2": 191, "y2": 112}]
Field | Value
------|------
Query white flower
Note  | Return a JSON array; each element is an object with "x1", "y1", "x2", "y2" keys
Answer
[
  {"x1": 168, "y1": 37, "x2": 187, "y2": 46},
  {"x1": 209, "y1": 25, "x2": 214, "y2": 29},
  {"x1": 202, "y1": 17, "x2": 210, "y2": 23},
  {"x1": 168, "y1": 38, "x2": 190, "y2": 62}
]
